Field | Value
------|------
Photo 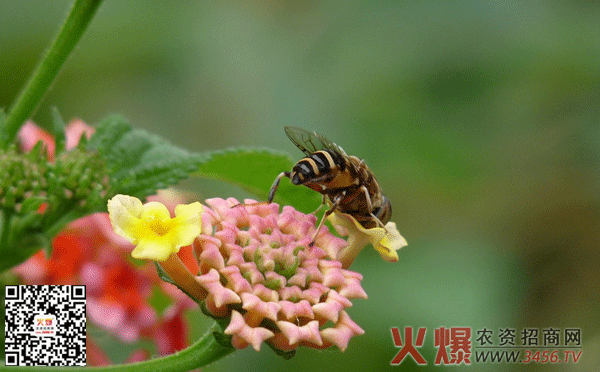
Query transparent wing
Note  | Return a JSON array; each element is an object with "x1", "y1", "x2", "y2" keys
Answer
[{"x1": 284, "y1": 126, "x2": 347, "y2": 157}]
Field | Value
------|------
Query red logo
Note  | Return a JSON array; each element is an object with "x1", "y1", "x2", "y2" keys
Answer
[
  {"x1": 390, "y1": 327, "x2": 427, "y2": 365},
  {"x1": 435, "y1": 327, "x2": 471, "y2": 365},
  {"x1": 390, "y1": 326, "x2": 582, "y2": 365}
]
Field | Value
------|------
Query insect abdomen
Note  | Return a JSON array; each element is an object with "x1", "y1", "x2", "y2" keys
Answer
[{"x1": 291, "y1": 150, "x2": 344, "y2": 185}]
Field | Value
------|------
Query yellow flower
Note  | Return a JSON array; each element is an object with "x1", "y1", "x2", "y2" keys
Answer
[
  {"x1": 107, "y1": 194, "x2": 203, "y2": 261},
  {"x1": 328, "y1": 211, "x2": 407, "y2": 268}
]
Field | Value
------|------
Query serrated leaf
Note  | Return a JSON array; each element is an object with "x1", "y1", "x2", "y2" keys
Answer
[
  {"x1": 86, "y1": 115, "x2": 205, "y2": 200},
  {"x1": 117, "y1": 152, "x2": 203, "y2": 199},
  {"x1": 86, "y1": 115, "x2": 132, "y2": 156},
  {"x1": 105, "y1": 130, "x2": 157, "y2": 175},
  {"x1": 194, "y1": 148, "x2": 321, "y2": 214}
]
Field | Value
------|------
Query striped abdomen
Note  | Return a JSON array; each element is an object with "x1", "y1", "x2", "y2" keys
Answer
[{"x1": 290, "y1": 150, "x2": 346, "y2": 186}]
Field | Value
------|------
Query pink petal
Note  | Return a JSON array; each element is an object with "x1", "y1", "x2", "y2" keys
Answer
[
  {"x1": 279, "y1": 285, "x2": 302, "y2": 301},
  {"x1": 252, "y1": 283, "x2": 279, "y2": 302},
  {"x1": 214, "y1": 222, "x2": 238, "y2": 245},
  {"x1": 238, "y1": 262, "x2": 264, "y2": 285},
  {"x1": 312, "y1": 290, "x2": 352, "y2": 323},
  {"x1": 240, "y1": 293, "x2": 281, "y2": 322},
  {"x1": 242, "y1": 199, "x2": 279, "y2": 217},
  {"x1": 195, "y1": 269, "x2": 241, "y2": 307},
  {"x1": 287, "y1": 268, "x2": 308, "y2": 287},
  {"x1": 223, "y1": 309, "x2": 245, "y2": 334},
  {"x1": 338, "y1": 271, "x2": 368, "y2": 299},
  {"x1": 220, "y1": 265, "x2": 252, "y2": 293},
  {"x1": 264, "y1": 271, "x2": 286, "y2": 290},
  {"x1": 199, "y1": 245, "x2": 225, "y2": 271},
  {"x1": 18, "y1": 122, "x2": 55, "y2": 159},
  {"x1": 302, "y1": 282, "x2": 329, "y2": 304},
  {"x1": 320, "y1": 260, "x2": 346, "y2": 288},
  {"x1": 276, "y1": 320, "x2": 322, "y2": 346},
  {"x1": 224, "y1": 311, "x2": 274, "y2": 351},
  {"x1": 320, "y1": 311, "x2": 364, "y2": 352},
  {"x1": 279, "y1": 300, "x2": 315, "y2": 320},
  {"x1": 315, "y1": 233, "x2": 348, "y2": 260},
  {"x1": 65, "y1": 120, "x2": 94, "y2": 149}
]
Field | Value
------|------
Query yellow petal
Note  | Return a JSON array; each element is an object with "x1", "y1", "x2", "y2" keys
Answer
[
  {"x1": 174, "y1": 202, "x2": 203, "y2": 220},
  {"x1": 171, "y1": 202, "x2": 203, "y2": 248},
  {"x1": 328, "y1": 211, "x2": 407, "y2": 266},
  {"x1": 132, "y1": 237, "x2": 174, "y2": 261},
  {"x1": 107, "y1": 194, "x2": 144, "y2": 241},
  {"x1": 373, "y1": 222, "x2": 407, "y2": 262},
  {"x1": 107, "y1": 194, "x2": 203, "y2": 261}
]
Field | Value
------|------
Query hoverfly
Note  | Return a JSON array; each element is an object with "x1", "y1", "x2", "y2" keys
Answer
[{"x1": 269, "y1": 127, "x2": 392, "y2": 239}]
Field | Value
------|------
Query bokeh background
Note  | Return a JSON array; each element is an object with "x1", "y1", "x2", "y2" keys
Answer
[{"x1": 2, "y1": 1, "x2": 599, "y2": 371}]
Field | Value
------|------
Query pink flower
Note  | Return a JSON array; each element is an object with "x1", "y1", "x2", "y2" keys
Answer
[
  {"x1": 193, "y1": 198, "x2": 367, "y2": 352},
  {"x1": 18, "y1": 120, "x2": 94, "y2": 161}
]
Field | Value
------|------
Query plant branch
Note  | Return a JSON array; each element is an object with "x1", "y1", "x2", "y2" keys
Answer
[{"x1": 2, "y1": 0, "x2": 103, "y2": 147}]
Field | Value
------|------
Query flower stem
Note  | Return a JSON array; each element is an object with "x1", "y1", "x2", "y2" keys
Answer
[
  {"x1": 2, "y1": 0, "x2": 103, "y2": 148},
  {"x1": 160, "y1": 254, "x2": 208, "y2": 302},
  {"x1": 12, "y1": 322, "x2": 235, "y2": 372}
]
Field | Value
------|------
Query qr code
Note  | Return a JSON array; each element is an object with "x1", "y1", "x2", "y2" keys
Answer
[{"x1": 4, "y1": 285, "x2": 86, "y2": 366}]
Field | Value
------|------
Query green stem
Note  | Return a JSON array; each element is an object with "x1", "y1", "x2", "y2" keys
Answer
[
  {"x1": 2, "y1": 0, "x2": 103, "y2": 147},
  {"x1": 13, "y1": 322, "x2": 235, "y2": 372}
]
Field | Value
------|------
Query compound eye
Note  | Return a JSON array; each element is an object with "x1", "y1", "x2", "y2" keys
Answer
[{"x1": 291, "y1": 172, "x2": 304, "y2": 185}]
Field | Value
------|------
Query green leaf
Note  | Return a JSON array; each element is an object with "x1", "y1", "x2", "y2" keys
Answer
[
  {"x1": 194, "y1": 148, "x2": 321, "y2": 214},
  {"x1": 86, "y1": 115, "x2": 205, "y2": 199},
  {"x1": 0, "y1": 213, "x2": 49, "y2": 273},
  {"x1": 86, "y1": 115, "x2": 132, "y2": 158}
]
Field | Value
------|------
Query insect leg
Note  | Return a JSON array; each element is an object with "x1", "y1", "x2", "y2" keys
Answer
[
  {"x1": 268, "y1": 171, "x2": 291, "y2": 203},
  {"x1": 311, "y1": 195, "x2": 327, "y2": 215},
  {"x1": 361, "y1": 185, "x2": 387, "y2": 229},
  {"x1": 369, "y1": 213, "x2": 388, "y2": 229},
  {"x1": 310, "y1": 193, "x2": 343, "y2": 245},
  {"x1": 360, "y1": 185, "x2": 374, "y2": 212}
]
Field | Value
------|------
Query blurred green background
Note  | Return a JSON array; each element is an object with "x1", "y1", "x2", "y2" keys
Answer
[{"x1": 2, "y1": 1, "x2": 599, "y2": 371}]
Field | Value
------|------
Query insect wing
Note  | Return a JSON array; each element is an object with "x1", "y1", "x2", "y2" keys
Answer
[{"x1": 284, "y1": 126, "x2": 347, "y2": 156}]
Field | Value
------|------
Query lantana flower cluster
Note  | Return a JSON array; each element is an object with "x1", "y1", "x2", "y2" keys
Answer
[
  {"x1": 195, "y1": 198, "x2": 367, "y2": 352},
  {"x1": 108, "y1": 194, "x2": 407, "y2": 354},
  {"x1": 108, "y1": 193, "x2": 406, "y2": 354}
]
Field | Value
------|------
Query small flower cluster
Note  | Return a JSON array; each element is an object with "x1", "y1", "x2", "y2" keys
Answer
[
  {"x1": 3, "y1": 122, "x2": 110, "y2": 213},
  {"x1": 108, "y1": 193, "x2": 407, "y2": 354},
  {"x1": 196, "y1": 198, "x2": 367, "y2": 352}
]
